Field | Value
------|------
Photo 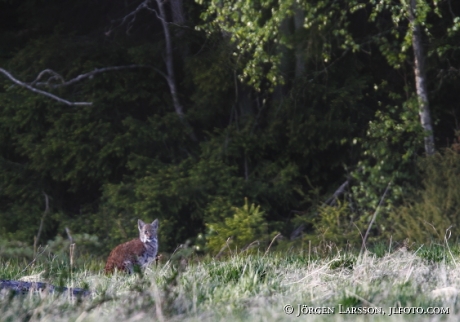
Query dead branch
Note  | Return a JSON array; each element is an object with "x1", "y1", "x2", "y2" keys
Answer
[
  {"x1": 31, "y1": 65, "x2": 157, "y2": 88},
  {"x1": 290, "y1": 179, "x2": 350, "y2": 240},
  {"x1": 34, "y1": 192, "x2": 50, "y2": 256},
  {"x1": 1, "y1": 65, "x2": 164, "y2": 106},
  {"x1": 0, "y1": 279, "x2": 90, "y2": 297},
  {"x1": 105, "y1": 0, "x2": 151, "y2": 36},
  {"x1": 324, "y1": 180, "x2": 350, "y2": 206},
  {"x1": 360, "y1": 181, "x2": 392, "y2": 254},
  {"x1": 0, "y1": 68, "x2": 92, "y2": 106},
  {"x1": 65, "y1": 227, "x2": 74, "y2": 244}
]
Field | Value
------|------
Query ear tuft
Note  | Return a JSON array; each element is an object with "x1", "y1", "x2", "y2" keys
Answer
[{"x1": 138, "y1": 219, "x2": 146, "y2": 230}]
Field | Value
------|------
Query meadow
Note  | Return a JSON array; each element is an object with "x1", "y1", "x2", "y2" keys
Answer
[{"x1": 1, "y1": 242, "x2": 460, "y2": 322}]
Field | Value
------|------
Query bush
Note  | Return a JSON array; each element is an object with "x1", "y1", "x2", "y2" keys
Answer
[
  {"x1": 388, "y1": 149, "x2": 460, "y2": 244},
  {"x1": 206, "y1": 198, "x2": 274, "y2": 254}
]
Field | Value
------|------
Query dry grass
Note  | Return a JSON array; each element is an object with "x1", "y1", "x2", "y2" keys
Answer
[{"x1": 1, "y1": 246, "x2": 460, "y2": 321}]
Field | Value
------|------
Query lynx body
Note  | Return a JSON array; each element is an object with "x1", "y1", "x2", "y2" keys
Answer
[{"x1": 104, "y1": 219, "x2": 159, "y2": 274}]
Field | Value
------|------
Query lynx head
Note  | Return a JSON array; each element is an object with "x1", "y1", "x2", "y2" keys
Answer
[{"x1": 138, "y1": 219, "x2": 159, "y2": 243}]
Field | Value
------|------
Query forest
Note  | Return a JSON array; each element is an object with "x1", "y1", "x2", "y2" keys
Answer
[{"x1": 1, "y1": 0, "x2": 460, "y2": 258}]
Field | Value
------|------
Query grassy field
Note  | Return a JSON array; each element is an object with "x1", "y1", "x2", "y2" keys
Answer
[{"x1": 1, "y1": 243, "x2": 460, "y2": 321}]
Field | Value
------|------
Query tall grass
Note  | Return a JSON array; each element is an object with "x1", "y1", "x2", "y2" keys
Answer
[{"x1": 1, "y1": 243, "x2": 460, "y2": 321}]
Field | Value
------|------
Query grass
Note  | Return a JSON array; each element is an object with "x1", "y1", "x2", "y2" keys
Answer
[{"x1": 1, "y1": 244, "x2": 460, "y2": 321}]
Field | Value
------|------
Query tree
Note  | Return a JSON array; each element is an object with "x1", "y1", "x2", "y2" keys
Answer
[{"x1": 409, "y1": 0, "x2": 435, "y2": 155}]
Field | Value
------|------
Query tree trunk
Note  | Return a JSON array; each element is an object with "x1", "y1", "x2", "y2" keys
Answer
[
  {"x1": 170, "y1": 0, "x2": 186, "y2": 26},
  {"x1": 156, "y1": 0, "x2": 183, "y2": 118},
  {"x1": 294, "y1": 3, "x2": 306, "y2": 79},
  {"x1": 170, "y1": 0, "x2": 186, "y2": 48},
  {"x1": 155, "y1": 0, "x2": 197, "y2": 141},
  {"x1": 409, "y1": 0, "x2": 435, "y2": 155}
]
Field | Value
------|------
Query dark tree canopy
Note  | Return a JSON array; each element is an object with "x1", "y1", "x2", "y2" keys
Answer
[{"x1": 1, "y1": 0, "x2": 460, "y2": 254}]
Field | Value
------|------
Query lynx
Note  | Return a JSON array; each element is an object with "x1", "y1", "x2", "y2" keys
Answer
[{"x1": 104, "y1": 219, "x2": 159, "y2": 274}]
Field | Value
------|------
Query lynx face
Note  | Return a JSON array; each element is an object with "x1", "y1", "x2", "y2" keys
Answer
[{"x1": 138, "y1": 219, "x2": 158, "y2": 243}]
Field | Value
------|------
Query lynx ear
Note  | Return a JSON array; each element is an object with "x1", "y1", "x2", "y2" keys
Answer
[
  {"x1": 151, "y1": 219, "x2": 159, "y2": 229},
  {"x1": 138, "y1": 219, "x2": 146, "y2": 230}
]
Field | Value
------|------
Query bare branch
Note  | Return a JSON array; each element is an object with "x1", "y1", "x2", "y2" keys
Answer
[
  {"x1": 1, "y1": 65, "x2": 166, "y2": 106},
  {"x1": 448, "y1": 0, "x2": 456, "y2": 20},
  {"x1": 0, "y1": 68, "x2": 92, "y2": 106},
  {"x1": 324, "y1": 180, "x2": 349, "y2": 206},
  {"x1": 30, "y1": 69, "x2": 65, "y2": 87},
  {"x1": 34, "y1": 192, "x2": 50, "y2": 257},
  {"x1": 360, "y1": 181, "x2": 392, "y2": 254},
  {"x1": 106, "y1": 0, "x2": 151, "y2": 36},
  {"x1": 32, "y1": 65, "x2": 157, "y2": 88},
  {"x1": 143, "y1": 6, "x2": 188, "y2": 29}
]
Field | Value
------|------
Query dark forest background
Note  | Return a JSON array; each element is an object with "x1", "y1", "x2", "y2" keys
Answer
[{"x1": 1, "y1": 0, "x2": 460, "y2": 258}]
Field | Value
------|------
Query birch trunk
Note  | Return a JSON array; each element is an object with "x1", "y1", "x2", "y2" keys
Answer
[
  {"x1": 155, "y1": 0, "x2": 197, "y2": 141},
  {"x1": 409, "y1": 0, "x2": 435, "y2": 155},
  {"x1": 156, "y1": 0, "x2": 183, "y2": 118}
]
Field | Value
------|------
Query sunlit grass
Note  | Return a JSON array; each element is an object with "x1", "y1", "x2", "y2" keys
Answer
[{"x1": 1, "y1": 244, "x2": 460, "y2": 321}]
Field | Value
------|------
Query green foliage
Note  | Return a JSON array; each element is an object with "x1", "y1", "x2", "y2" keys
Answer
[
  {"x1": 348, "y1": 98, "x2": 425, "y2": 242},
  {"x1": 368, "y1": 241, "x2": 390, "y2": 257},
  {"x1": 338, "y1": 295, "x2": 361, "y2": 308},
  {"x1": 0, "y1": 239, "x2": 34, "y2": 261},
  {"x1": 197, "y1": 0, "x2": 361, "y2": 90},
  {"x1": 329, "y1": 255, "x2": 355, "y2": 270},
  {"x1": 206, "y1": 198, "x2": 271, "y2": 254},
  {"x1": 415, "y1": 243, "x2": 457, "y2": 263},
  {"x1": 1, "y1": 0, "x2": 460, "y2": 256},
  {"x1": 299, "y1": 201, "x2": 367, "y2": 248},
  {"x1": 388, "y1": 149, "x2": 460, "y2": 244}
]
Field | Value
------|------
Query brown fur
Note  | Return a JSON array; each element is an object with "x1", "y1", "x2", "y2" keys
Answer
[
  {"x1": 104, "y1": 219, "x2": 159, "y2": 274},
  {"x1": 104, "y1": 239, "x2": 146, "y2": 273}
]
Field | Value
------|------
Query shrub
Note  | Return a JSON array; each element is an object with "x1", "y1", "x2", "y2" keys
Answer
[
  {"x1": 388, "y1": 149, "x2": 460, "y2": 244},
  {"x1": 206, "y1": 198, "x2": 273, "y2": 254}
]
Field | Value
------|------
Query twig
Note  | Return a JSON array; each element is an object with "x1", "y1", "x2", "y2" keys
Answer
[
  {"x1": 352, "y1": 221, "x2": 364, "y2": 246},
  {"x1": 34, "y1": 192, "x2": 50, "y2": 257},
  {"x1": 444, "y1": 225, "x2": 457, "y2": 267},
  {"x1": 159, "y1": 244, "x2": 184, "y2": 274},
  {"x1": 283, "y1": 258, "x2": 339, "y2": 286},
  {"x1": 345, "y1": 290, "x2": 377, "y2": 307},
  {"x1": 215, "y1": 237, "x2": 232, "y2": 259},
  {"x1": 241, "y1": 240, "x2": 260, "y2": 253},
  {"x1": 30, "y1": 69, "x2": 64, "y2": 86},
  {"x1": 447, "y1": 0, "x2": 456, "y2": 20},
  {"x1": 264, "y1": 233, "x2": 281, "y2": 256},
  {"x1": 69, "y1": 243, "x2": 76, "y2": 301},
  {"x1": 388, "y1": 235, "x2": 392, "y2": 254},
  {"x1": 65, "y1": 227, "x2": 74, "y2": 244},
  {"x1": 18, "y1": 245, "x2": 49, "y2": 276},
  {"x1": 360, "y1": 182, "x2": 392, "y2": 254},
  {"x1": 105, "y1": 0, "x2": 151, "y2": 36}
]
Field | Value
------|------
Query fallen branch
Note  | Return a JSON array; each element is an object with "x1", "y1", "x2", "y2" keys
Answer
[
  {"x1": 0, "y1": 279, "x2": 90, "y2": 297},
  {"x1": 290, "y1": 179, "x2": 350, "y2": 240},
  {"x1": 324, "y1": 180, "x2": 349, "y2": 206}
]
